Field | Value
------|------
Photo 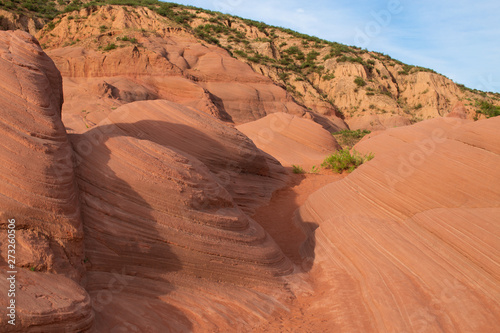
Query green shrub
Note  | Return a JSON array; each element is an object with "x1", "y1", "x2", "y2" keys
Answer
[
  {"x1": 321, "y1": 149, "x2": 373, "y2": 173},
  {"x1": 413, "y1": 66, "x2": 436, "y2": 74},
  {"x1": 337, "y1": 55, "x2": 365, "y2": 66},
  {"x1": 379, "y1": 90, "x2": 392, "y2": 98},
  {"x1": 306, "y1": 50, "x2": 320, "y2": 62},
  {"x1": 47, "y1": 21, "x2": 56, "y2": 30},
  {"x1": 322, "y1": 73, "x2": 335, "y2": 81},
  {"x1": 103, "y1": 43, "x2": 117, "y2": 51},
  {"x1": 295, "y1": 52, "x2": 305, "y2": 61},
  {"x1": 398, "y1": 64, "x2": 414, "y2": 75},
  {"x1": 117, "y1": 35, "x2": 138, "y2": 43},
  {"x1": 300, "y1": 61, "x2": 314, "y2": 69},
  {"x1": 284, "y1": 46, "x2": 300, "y2": 55},
  {"x1": 476, "y1": 100, "x2": 500, "y2": 118},
  {"x1": 354, "y1": 77, "x2": 366, "y2": 87},
  {"x1": 247, "y1": 55, "x2": 261, "y2": 63},
  {"x1": 278, "y1": 72, "x2": 289, "y2": 81},
  {"x1": 292, "y1": 165, "x2": 305, "y2": 174},
  {"x1": 233, "y1": 50, "x2": 247, "y2": 57}
]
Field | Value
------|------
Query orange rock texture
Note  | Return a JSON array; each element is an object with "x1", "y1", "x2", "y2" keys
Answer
[{"x1": 296, "y1": 117, "x2": 500, "y2": 332}]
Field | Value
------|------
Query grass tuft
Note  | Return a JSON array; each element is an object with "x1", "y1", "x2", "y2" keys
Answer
[{"x1": 103, "y1": 43, "x2": 117, "y2": 51}]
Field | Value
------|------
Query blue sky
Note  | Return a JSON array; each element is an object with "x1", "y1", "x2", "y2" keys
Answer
[{"x1": 170, "y1": 0, "x2": 500, "y2": 93}]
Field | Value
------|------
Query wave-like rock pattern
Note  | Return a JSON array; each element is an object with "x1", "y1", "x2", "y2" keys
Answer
[
  {"x1": 0, "y1": 30, "x2": 92, "y2": 331},
  {"x1": 72, "y1": 99, "x2": 294, "y2": 331},
  {"x1": 296, "y1": 117, "x2": 500, "y2": 332},
  {"x1": 103, "y1": 99, "x2": 288, "y2": 214}
]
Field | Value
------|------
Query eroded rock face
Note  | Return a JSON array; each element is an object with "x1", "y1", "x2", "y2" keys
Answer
[
  {"x1": 37, "y1": 6, "x2": 310, "y2": 133},
  {"x1": 237, "y1": 112, "x2": 341, "y2": 169},
  {"x1": 0, "y1": 30, "x2": 92, "y2": 331},
  {"x1": 6, "y1": 4, "x2": 500, "y2": 132},
  {"x1": 0, "y1": 9, "x2": 45, "y2": 35},
  {"x1": 0, "y1": 30, "x2": 82, "y2": 278},
  {"x1": 296, "y1": 116, "x2": 500, "y2": 332}
]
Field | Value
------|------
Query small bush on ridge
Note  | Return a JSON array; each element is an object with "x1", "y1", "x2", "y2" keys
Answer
[
  {"x1": 292, "y1": 165, "x2": 305, "y2": 174},
  {"x1": 321, "y1": 149, "x2": 373, "y2": 173}
]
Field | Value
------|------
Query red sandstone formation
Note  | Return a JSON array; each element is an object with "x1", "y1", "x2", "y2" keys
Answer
[
  {"x1": 296, "y1": 117, "x2": 500, "y2": 332},
  {"x1": 0, "y1": 30, "x2": 92, "y2": 331}
]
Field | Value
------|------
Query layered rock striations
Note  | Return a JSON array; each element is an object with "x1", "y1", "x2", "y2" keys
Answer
[
  {"x1": 296, "y1": 116, "x2": 500, "y2": 332},
  {"x1": 0, "y1": 30, "x2": 298, "y2": 332},
  {"x1": 0, "y1": 30, "x2": 92, "y2": 331},
  {"x1": 73, "y1": 100, "x2": 295, "y2": 332}
]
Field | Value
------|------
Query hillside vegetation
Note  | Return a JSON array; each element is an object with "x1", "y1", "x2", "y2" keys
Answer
[{"x1": 2, "y1": 0, "x2": 499, "y2": 130}]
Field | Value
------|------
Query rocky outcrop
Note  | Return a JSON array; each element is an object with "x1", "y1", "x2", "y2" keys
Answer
[
  {"x1": 0, "y1": 29, "x2": 298, "y2": 332},
  {"x1": 296, "y1": 116, "x2": 500, "y2": 332},
  {"x1": 347, "y1": 113, "x2": 411, "y2": 131},
  {"x1": 0, "y1": 30, "x2": 92, "y2": 331}
]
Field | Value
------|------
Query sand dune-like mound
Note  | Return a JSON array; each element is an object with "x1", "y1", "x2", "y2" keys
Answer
[
  {"x1": 71, "y1": 99, "x2": 296, "y2": 331},
  {"x1": 237, "y1": 112, "x2": 341, "y2": 169},
  {"x1": 296, "y1": 116, "x2": 500, "y2": 332},
  {"x1": 0, "y1": 30, "x2": 92, "y2": 331},
  {"x1": 100, "y1": 99, "x2": 288, "y2": 214}
]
